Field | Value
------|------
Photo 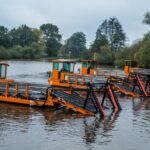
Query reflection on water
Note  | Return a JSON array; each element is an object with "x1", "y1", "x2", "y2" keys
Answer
[
  {"x1": 0, "y1": 61, "x2": 150, "y2": 150},
  {"x1": 132, "y1": 98, "x2": 150, "y2": 143},
  {"x1": 83, "y1": 112, "x2": 119, "y2": 145}
]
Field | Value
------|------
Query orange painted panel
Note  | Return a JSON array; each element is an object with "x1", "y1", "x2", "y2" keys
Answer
[
  {"x1": 90, "y1": 69, "x2": 94, "y2": 75},
  {"x1": 82, "y1": 68, "x2": 87, "y2": 75}
]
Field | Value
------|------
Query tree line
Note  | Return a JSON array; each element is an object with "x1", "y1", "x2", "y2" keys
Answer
[
  {"x1": 115, "y1": 11, "x2": 150, "y2": 68},
  {"x1": 0, "y1": 12, "x2": 150, "y2": 68},
  {"x1": 0, "y1": 17, "x2": 126, "y2": 60}
]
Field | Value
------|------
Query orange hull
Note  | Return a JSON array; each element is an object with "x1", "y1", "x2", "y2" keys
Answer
[{"x1": 0, "y1": 95, "x2": 54, "y2": 107}]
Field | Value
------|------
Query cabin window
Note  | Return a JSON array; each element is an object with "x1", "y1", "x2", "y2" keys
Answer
[
  {"x1": 58, "y1": 63, "x2": 63, "y2": 71},
  {"x1": 70, "y1": 63, "x2": 74, "y2": 72},
  {"x1": 125, "y1": 61, "x2": 137, "y2": 67},
  {"x1": 82, "y1": 62, "x2": 87, "y2": 68},
  {"x1": 64, "y1": 63, "x2": 70, "y2": 71},
  {"x1": 0, "y1": 65, "x2": 6, "y2": 79},
  {"x1": 92, "y1": 62, "x2": 95, "y2": 68},
  {"x1": 53, "y1": 63, "x2": 59, "y2": 70},
  {"x1": 131, "y1": 61, "x2": 137, "y2": 67},
  {"x1": 90, "y1": 62, "x2": 94, "y2": 69}
]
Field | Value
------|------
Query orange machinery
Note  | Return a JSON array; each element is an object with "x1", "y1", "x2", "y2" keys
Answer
[
  {"x1": 0, "y1": 63, "x2": 55, "y2": 107},
  {"x1": 48, "y1": 59, "x2": 98, "y2": 88},
  {"x1": 123, "y1": 60, "x2": 139, "y2": 75},
  {"x1": 47, "y1": 59, "x2": 146, "y2": 97},
  {"x1": 108, "y1": 60, "x2": 149, "y2": 97},
  {"x1": 81, "y1": 59, "x2": 97, "y2": 75},
  {"x1": 0, "y1": 63, "x2": 111, "y2": 116},
  {"x1": 0, "y1": 63, "x2": 14, "y2": 83}
]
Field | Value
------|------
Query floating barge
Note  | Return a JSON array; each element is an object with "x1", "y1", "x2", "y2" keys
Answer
[
  {"x1": 0, "y1": 63, "x2": 123, "y2": 116},
  {"x1": 0, "y1": 60, "x2": 149, "y2": 117}
]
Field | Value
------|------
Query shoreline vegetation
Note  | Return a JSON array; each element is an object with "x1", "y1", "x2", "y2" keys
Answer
[{"x1": 0, "y1": 12, "x2": 150, "y2": 68}]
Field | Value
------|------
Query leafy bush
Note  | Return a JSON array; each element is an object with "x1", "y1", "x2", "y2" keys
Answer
[
  {"x1": 96, "y1": 46, "x2": 114, "y2": 65},
  {"x1": 5, "y1": 43, "x2": 46, "y2": 59},
  {"x1": 0, "y1": 46, "x2": 10, "y2": 59}
]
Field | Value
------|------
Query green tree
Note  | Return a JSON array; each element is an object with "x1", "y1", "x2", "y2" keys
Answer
[
  {"x1": 91, "y1": 17, "x2": 126, "y2": 53},
  {"x1": 8, "y1": 43, "x2": 46, "y2": 59},
  {"x1": 8, "y1": 45, "x2": 24, "y2": 59},
  {"x1": 115, "y1": 40, "x2": 142, "y2": 67},
  {"x1": 136, "y1": 32, "x2": 150, "y2": 68},
  {"x1": 32, "y1": 28, "x2": 43, "y2": 44},
  {"x1": 0, "y1": 46, "x2": 10, "y2": 59},
  {"x1": 0, "y1": 26, "x2": 11, "y2": 48},
  {"x1": 108, "y1": 18, "x2": 126, "y2": 51},
  {"x1": 10, "y1": 24, "x2": 38, "y2": 47},
  {"x1": 96, "y1": 46, "x2": 114, "y2": 65},
  {"x1": 143, "y1": 11, "x2": 150, "y2": 25},
  {"x1": 62, "y1": 32, "x2": 86, "y2": 58},
  {"x1": 40, "y1": 23, "x2": 62, "y2": 57},
  {"x1": 90, "y1": 20, "x2": 108, "y2": 53}
]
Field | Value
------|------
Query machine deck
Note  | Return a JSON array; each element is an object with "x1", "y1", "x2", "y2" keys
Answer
[{"x1": 52, "y1": 90, "x2": 97, "y2": 113}]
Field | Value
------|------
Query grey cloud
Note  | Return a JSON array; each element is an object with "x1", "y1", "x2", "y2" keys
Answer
[{"x1": 0, "y1": 0, "x2": 150, "y2": 46}]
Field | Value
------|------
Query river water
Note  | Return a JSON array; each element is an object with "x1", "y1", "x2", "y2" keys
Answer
[{"x1": 0, "y1": 60, "x2": 150, "y2": 150}]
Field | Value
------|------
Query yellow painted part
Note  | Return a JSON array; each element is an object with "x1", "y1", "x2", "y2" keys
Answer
[
  {"x1": 48, "y1": 79, "x2": 70, "y2": 87},
  {"x1": 124, "y1": 66, "x2": 129, "y2": 74},
  {"x1": 112, "y1": 86, "x2": 139, "y2": 97},
  {"x1": 5, "y1": 84, "x2": 8, "y2": 96},
  {"x1": 48, "y1": 77, "x2": 88, "y2": 90},
  {"x1": 0, "y1": 79, "x2": 14, "y2": 83},
  {"x1": 96, "y1": 69, "x2": 98, "y2": 76},
  {"x1": 57, "y1": 98, "x2": 94, "y2": 115},
  {"x1": 60, "y1": 72, "x2": 65, "y2": 81},
  {"x1": 0, "y1": 95, "x2": 54, "y2": 107},
  {"x1": 14, "y1": 84, "x2": 19, "y2": 96},
  {"x1": 90, "y1": 69, "x2": 94, "y2": 75},
  {"x1": 82, "y1": 68, "x2": 87, "y2": 75},
  {"x1": 129, "y1": 68, "x2": 134, "y2": 73},
  {"x1": 51, "y1": 70, "x2": 59, "y2": 80},
  {"x1": 124, "y1": 66, "x2": 138, "y2": 75}
]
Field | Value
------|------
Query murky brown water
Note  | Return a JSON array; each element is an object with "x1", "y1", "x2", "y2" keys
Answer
[{"x1": 0, "y1": 61, "x2": 150, "y2": 150}]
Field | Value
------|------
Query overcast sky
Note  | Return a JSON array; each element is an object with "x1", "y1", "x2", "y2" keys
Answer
[{"x1": 0, "y1": 0, "x2": 150, "y2": 47}]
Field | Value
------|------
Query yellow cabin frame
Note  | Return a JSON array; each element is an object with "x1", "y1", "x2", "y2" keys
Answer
[
  {"x1": 123, "y1": 60, "x2": 138, "y2": 75},
  {"x1": 48, "y1": 59, "x2": 97, "y2": 87}
]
